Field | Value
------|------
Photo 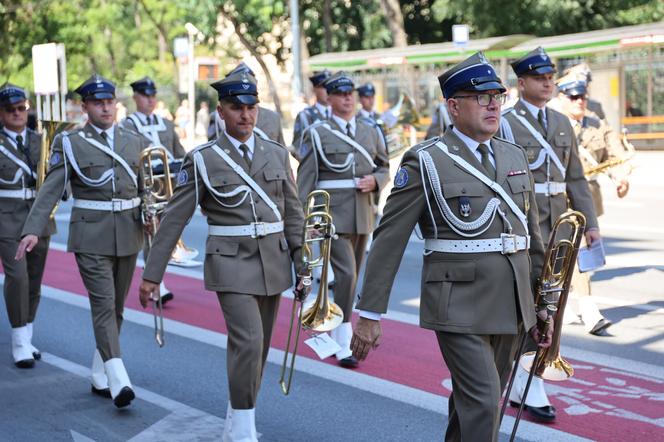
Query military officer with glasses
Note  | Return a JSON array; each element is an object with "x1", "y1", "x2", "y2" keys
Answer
[
  {"x1": 140, "y1": 72, "x2": 306, "y2": 442},
  {"x1": 121, "y1": 76, "x2": 186, "y2": 305},
  {"x1": 499, "y1": 47, "x2": 599, "y2": 423},
  {"x1": 292, "y1": 70, "x2": 332, "y2": 160},
  {"x1": 351, "y1": 52, "x2": 547, "y2": 441},
  {"x1": 297, "y1": 71, "x2": 390, "y2": 368},
  {"x1": 0, "y1": 83, "x2": 55, "y2": 368},
  {"x1": 16, "y1": 75, "x2": 147, "y2": 408}
]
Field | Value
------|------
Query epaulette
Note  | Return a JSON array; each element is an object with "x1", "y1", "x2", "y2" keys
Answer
[
  {"x1": 492, "y1": 135, "x2": 523, "y2": 149},
  {"x1": 415, "y1": 137, "x2": 441, "y2": 152},
  {"x1": 303, "y1": 118, "x2": 327, "y2": 135},
  {"x1": 501, "y1": 107, "x2": 514, "y2": 116},
  {"x1": 118, "y1": 124, "x2": 141, "y2": 138},
  {"x1": 259, "y1": 136, "x2": 288, "y2": 151},
  {"x1": 191, "y1": 139, "x2": 216, "y2": 154}
]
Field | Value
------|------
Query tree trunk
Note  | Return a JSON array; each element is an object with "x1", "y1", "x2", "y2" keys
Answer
[
  {"x1": 217, "y1": 9, "x2": 282, "y2": 115},
  {"x1": 323, "y1": 0, "x2": 333, "y2": 52},
  {"x1": 380, "y1": 0, "x2": 408, "y2": 47}
]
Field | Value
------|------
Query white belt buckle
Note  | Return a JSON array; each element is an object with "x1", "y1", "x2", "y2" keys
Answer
[
  {"x1": 501, "y1": 233, "x2": 518, "y2": 255},
  {"x1": 24, "y1": 188, "x2": 34, "y2": 199},
  {"x1": 111, "y1": 199, "x2": 125, "y2": 212},
  {"x1": 251, "y1": 222, "x2": 266, "y2": 238}
]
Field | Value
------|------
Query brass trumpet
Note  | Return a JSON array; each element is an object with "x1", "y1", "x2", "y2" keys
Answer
[
  {"x1": 139, "y1": 146, "x2": 173, "y2": 347},
  {"x1": 279, "y1": 190, "x2": 343, "y2": 395},
  {"x1": 501, "y1": 210, "x2": 586, "y2": 441}
]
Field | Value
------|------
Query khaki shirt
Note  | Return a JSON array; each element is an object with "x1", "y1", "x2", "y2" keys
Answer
[
  {"x1": 21, "y1": 123, "x2": 146, "y2": 256},
  {"x1": 142, "y1": 134, "x2": 304, "y2": 295},
  {"x1": 0, "y1": 129, "x2": 56, "y2": 239},
  {"x1": 296, "y1": 118, "x2": 390, "y2": 235},
  {"x1": 503, "y1": 100, "x2": 598, "y2": 239},
  {"x1": 357, "y1": 130, "x2": 545, "y2": 334}
]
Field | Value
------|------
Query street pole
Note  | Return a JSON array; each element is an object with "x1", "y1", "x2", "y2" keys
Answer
[
  {"x1": 185, "y1": 22, "x2": 199, "y2": 148},
  {"x1": 290, "y1": 0, "x2": 302, "y2": 100}
]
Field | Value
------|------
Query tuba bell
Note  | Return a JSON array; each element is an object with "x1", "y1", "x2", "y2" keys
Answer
[
  {"x1": 278, "y1": 190, "x2": 344, "y2": 395},
  {"x1": 500, "y1": 210, "x2": 586, "y2": 441}
]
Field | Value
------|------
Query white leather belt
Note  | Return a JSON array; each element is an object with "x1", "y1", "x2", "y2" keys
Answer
[
  {"x1": 0, "y1": 188, "x2": 36, "y2": 200},
  {"x1": 534, "y1": 181, "x2": 567, "y2": 195},
  {"x1": 424, "y1": 234, "x2": 530, "y2": 255},
  {"x1": 208, "y1": 221, "x2": 284, "y2": 238},
  {"x1": 317, "y1": 178, "x2": 359, "y2": 189},
  {"x1": 73, "y1": 197, "x2": 141, "y2": 212}
]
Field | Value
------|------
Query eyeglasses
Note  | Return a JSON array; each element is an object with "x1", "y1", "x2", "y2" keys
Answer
[
  {"x1": 452, "y1": 93, "x2": 507, "y2": 106},
  {"x1": 3, "y1": 105, "x2": 27, "y2": 113},
  {"x1": 567, "y1": 94, "x2": 586, "y2": 101}
]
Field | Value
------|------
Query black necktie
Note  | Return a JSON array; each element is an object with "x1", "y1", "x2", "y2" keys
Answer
[
  {"x1": 239, "y1": 143, "x2": 252, "y2": 168},
  {"x1": 16, "y1": 134, "x2": 36, "y2": 186},
  {"x1": 100, "y1": 131, "x2": 111, "y2": 147},
  {"x1": 478, "y1": 143, "x2": 496, "y2": 180},
  {"x1": 537, "y1": 109, "x2": 547, "y2": 133},
  {"x1": 346, "y1": 122, "x2": 353, "y2": 139}
]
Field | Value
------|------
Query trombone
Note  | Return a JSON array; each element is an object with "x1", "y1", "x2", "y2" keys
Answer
[
  {"x1": 279, "y1": 190, "x2": 343, "y2": 395},
  {"x1": 500, "y1": 210, "x2": 586, "y2": 441},
  {"x1": 139, "y1": 146, "x2": 173, "y2": 347}
]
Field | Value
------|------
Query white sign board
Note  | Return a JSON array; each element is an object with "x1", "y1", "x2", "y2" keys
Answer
[
  {"x1": 174, "y1": 37, "x2": 188, "y2": 58},
  {"x1": 452, "y1": 25, "x2": 470, "y2": 48},
  {"x1": 32, "y1": 43, "x2": 59, "y2": 94}
]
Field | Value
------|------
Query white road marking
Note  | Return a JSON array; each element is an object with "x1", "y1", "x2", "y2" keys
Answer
[
  {"x1": 70, "y1": 430, "x2": 96, "y2": 442},
  {"x1": 31, "y1": 281, "x2": 590, "y2": 442}
]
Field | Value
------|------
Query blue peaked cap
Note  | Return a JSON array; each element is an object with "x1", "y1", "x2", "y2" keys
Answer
[
  {"x1": 324, "y1": 72, "x2": 355, "y2": 94},
  {"x1": 438, "y1": 52, "x2": 505, "y2": 99},
  {"x1": 75, "y1": 74, "x2": 116, "y2": 101},
  {"x1": 211, "y1": 72, "x2": 259, "y2": 105},
  {"x1": 309, "y1": 70, "x2": 331, "y2": 87},
  {"x1": 0, "y1": 83, "x2": 27, "y2": 105},
  {"x1": 557, "y1": 74, "x2": 587, "y2": 96},
  {"x1": 357, "y1": 83, "x2": 376, "y2": 97},
  {"x1": 227, "y1": 62, "x2": 255, "y2": 78},
  {"x1": 511, "y1": 47, "x2": 556, "y2": 76},
  {"x1": 130, "y1": 76, "x2": 157, "y2": 95}
]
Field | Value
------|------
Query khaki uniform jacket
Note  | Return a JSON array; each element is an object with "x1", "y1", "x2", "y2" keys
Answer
[
  {"x1": 296, "y1": 118, "x2": 390, "y2": 235},
  {"x1": 425, "y1": 103, "x2": 451, "y2": 139},
  {"x1": 256, "y1": 106, "x2": 285, "y2": 146},
  {"x1": 291, "y1": 105, "x2": 327, "y2": 157},
  {"x1": 503, "y1": 100, "x2": 598, "y2": 237},
  {"x1": 21, "y1": 124, "x2": 146, "y2": 257},
  {"x1": 142, "y1": 134, "x2": 304, "y2": 295},
  {"x1": 0, "y1": 130, "x2": 56, "y2": 239},
  {"x1": 575, "y1": 114, "x2": 630, "y2": 217},
  {"x1": 121, "y1": 114, "x2": 186, "y2": 159},
  {"x1": 357, "y1": 131, "x2": 545, "y2": 334}
]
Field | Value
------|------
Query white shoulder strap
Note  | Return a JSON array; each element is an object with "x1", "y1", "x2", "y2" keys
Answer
[
  {"x1": 321, "y1": 123, "x2": 377, "y2": 168},
  {"x1": 74, "y1": 132, "x2": 137, "y2": 183},
  {"x1": 207, "y1": 143, "x2": 281, "y2": 221},
  {"x1": 508, "y1": 109, "x2": 566, "y2": 177},
  {"x1": 253, "y1": 126, "x2": 270, "y2": 141},
  {"x1": 0, "y1": 143, "x2": 34, "y2": 181},
  {"x1": 433, "y1": 141, "x2": 528, "y2": 233}
]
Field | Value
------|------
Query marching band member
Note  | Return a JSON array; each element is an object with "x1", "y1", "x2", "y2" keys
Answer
[
  {"x1": 351, "y1": 52, "x2": 548, "y2": 441},
  {"x1": 297, "y1": 72, "x2": 390, "y2": 368},
  {"x1": 499, "y1": 47, "x2": 600, "y2": 422},
  {"x1": 291, "y1": 70, "x2": 332, "y2": 159},
  {"x1": 209, "y1": 62, "x2": 285, "y2": 146},
  {"x1": 16, "y1": 75, "x2": 146, "y2": 408},
  {"x1": 425, "y1": 96, "x2": 452, "y2": 138},
  {"x1": 139, "y1": 72, "x2": 306, "y2": 441},
  {"x1": 557, "y1": 74, "x2": 630, "y2": 335},
  {"x1": 0, "y1": 84, "x2": 55, "y2": 368},
  {"x1": 122, "y1": 76, "x2": 186, "y2": 305}
]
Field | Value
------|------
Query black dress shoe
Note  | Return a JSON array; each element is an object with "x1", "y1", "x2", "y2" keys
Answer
[
  {"x1": 15, "y1": 358, "x2": 35, "y2": 369},
  {"x1": 32, "y1": 351, "x2": 41, "y2": 360},
  {"x1": 91, "y1": 385, "x2": 112, "y2": 399},
  {"x1": 160, "y1": 292, "x2": 174, "y2": 305},
  {"x1": 338, "y1": 356, "x2": 358, "y2": 368},
  {"x1": 590, "y1": 319, "x2": 612, "y2": 336},
  {"x1": 510, "y1": 401, "x2": 556, "y2": 422},
  {"x1": 113, "y1": 386, "x2": 135, "y2": 408}
]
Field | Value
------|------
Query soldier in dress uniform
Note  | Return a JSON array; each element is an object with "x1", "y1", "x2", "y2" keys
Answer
[
  {"x1": 122, "y1": 76, "x2": 186, "y2": 304},
  {"x1": 208, "y1": 62, "x2": 285, "y2": 146},
  {"x1": 0, "y1": 84, "x2": 55, "y2": 368},
  {"x1": 557, "y1": 74, "x2": 630, "y2": 335},
  {"x1": 139, "y1": 72, "x2": 306, "y2": 442},
  {"x1": 563, "y1": 63, "x2": 606, "y2": 121},
  {"x1": 16, "y1": 75, "x2": 146, "y2": 408},
  {"x1": 297, "y1": 72, "x2": 390, "y2": 368},
  {"x1": 291, "y1": 70, "x2": 332, "y2": 159},
  {"x1": 350, "y1": 52, "x2": 548, "y2": 442},
  {"x1": 425, "y1": 96, "x2": 452, "y2": 138},
  {"x1": 499, "y1": 47, "x2": 600, "y2": 422},
  {"x1": 356, "y1": 83, "x2": 380, "y2": 123}
]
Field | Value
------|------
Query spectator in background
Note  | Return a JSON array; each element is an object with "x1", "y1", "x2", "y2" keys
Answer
[
  {"x1": 155, "y1": 100, "x2": 174, "y2": 121},
  {"x1": 115, "y1": 101, "x2": 127, "y2": 123},
  {"x1": 195, "y1": 101, "x2": 210, "y2": 138},
  {"x1": 174, "y1": 99, "x2": 190, "y2": 140}
]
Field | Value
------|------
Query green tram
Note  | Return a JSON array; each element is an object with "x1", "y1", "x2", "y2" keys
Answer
[{"x1": 307, "y1": 21, "x2": 664, "y2": 150}]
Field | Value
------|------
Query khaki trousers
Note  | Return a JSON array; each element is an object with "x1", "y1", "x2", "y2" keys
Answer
[
  {"x1": 217, "y1": 292, "x2": 281, "y2": 409},
  {"x1": 329, "y1": 233, "x2": 368, "y2": 322},
  {"x1": 75, "y1": 253, "x2": 138, "y2": 361},
  {"x1": 0, "y1": 236, "x2": 50, "y2": 328},
  {"x1": 437, "y1": 332, "x2": 518, "y2": 442}
]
